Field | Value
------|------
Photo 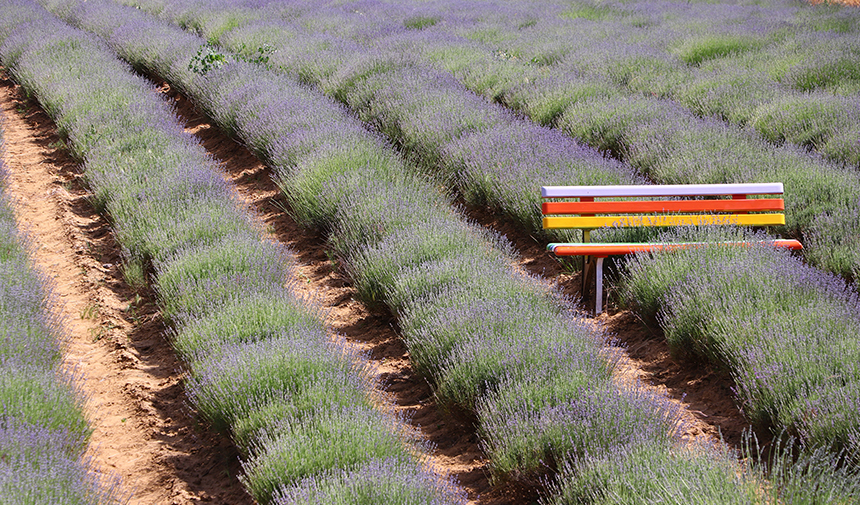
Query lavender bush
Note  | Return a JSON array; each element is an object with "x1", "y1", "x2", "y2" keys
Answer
[
  {"x1": 751, "y1": 435, "x2": 860, "y2": 504},
  {"x1": 544, "y1": 440, "x2": 762, "y2": 504},
  {"x1": 0, "y1": 110, "x2": 120, "y2": 502},
  {"x1": 621, "y1": 228, "x2": 860, "y2": 453},
  {"x1": 240, "y1": 406, "x2": 417, "y2": 503},
  {"x1": 51, "y1": 1, "x2": 743, "y2": 499},
  {"x1": 0, "y1": 422, "x2": 120, "y2": 504},
  {"x1": 0, "y1": 3, "x2": 458, "y2": 503},
  {"x1": 272, "y1": 457, "x2": 468, "y2": 505}
]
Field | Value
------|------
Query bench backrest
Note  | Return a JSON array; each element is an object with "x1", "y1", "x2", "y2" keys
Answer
[{"x1": 541, "y1": 183, "x2": 786, "y2": 231}]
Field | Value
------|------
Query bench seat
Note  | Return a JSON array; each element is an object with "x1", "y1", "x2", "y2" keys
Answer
[{"x1": 547, "y1": 239, "x2": 802, "y2": 257}]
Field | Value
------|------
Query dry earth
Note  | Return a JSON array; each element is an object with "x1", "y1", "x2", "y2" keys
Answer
[
  {"x1": 1, "y1": 62, "x2": 766, "y2": 505},
  {"x1": 0, "y1": 71, "x2": 251, "y2": 504}
]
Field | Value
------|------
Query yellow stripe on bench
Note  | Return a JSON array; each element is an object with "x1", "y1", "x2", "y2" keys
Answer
[{"x1": 543, "y1": 213, "x2": 786, "y2": 229}]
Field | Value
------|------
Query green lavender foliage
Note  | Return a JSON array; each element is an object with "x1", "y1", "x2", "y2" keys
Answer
[
  {"x1": 0, "y1": 56, "x2": 120, "y2": 503},
  {"x1": 0, "y1": 3, "x2": 459, "y2": 503}
]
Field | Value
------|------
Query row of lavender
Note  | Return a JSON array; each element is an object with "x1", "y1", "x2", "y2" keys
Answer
[
  {"x1": 463, "y1": 0, "x2": 860, "y2": 165},
  {"x1": 363, "y1": 0, "x2": 860, "y2": 476},
  {"x1": 0, "y1": 103, "x2": 119, "y2": 499},
  {"x1": 252, "y1": 0, "x2": 860, "y2": 463},
  {"x1": 299, "y1": 0, "x2": 860, "y2": 172},
  {"x1": 621, "y1": 229, "x2": 860, "y2": 462},
  {"x1": 162, "y1": 0, "x2": 860, "y2": 279},
  {"x1": 0, "y1": 2, "x2": 462, "y2": 503},
  {"x1": 115, "y1": 0, "x2": 860, "y2": 461},
  {"x1": 38, "y1": 0, "x2": 802, "y2": 502},
  {"x1": 371, "y1": 0, "x2": 860, "y2": 165},
  {"x1": 400, "y1": 0, "x2": 860, "y2": 277}
]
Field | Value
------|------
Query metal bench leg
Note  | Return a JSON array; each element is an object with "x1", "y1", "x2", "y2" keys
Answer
[{"x1": 595, "y1": 257, "x2": 604, "y2": 314}]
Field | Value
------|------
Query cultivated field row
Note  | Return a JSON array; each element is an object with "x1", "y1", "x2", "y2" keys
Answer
[
  {"x1": 0, "y1": 2, "x2": 466, "y2": 503},
  {"x1": 0, "y1": 71, "x2": 259, "y2": 503},
  {"x1": 36, "y1": 0, "x2": 860, "y2": 502},
  {"x1": 0, "y1": 97, "x2": 124, "y2": 500},
  {"x1": 122, "y1": 0, "x2": 860, "y2": 279},
  {"x1": 103, "y1": 0, "x2": 860, "y2": 470}
]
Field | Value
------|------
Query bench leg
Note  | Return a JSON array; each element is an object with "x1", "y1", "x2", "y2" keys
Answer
[{"x1": 595, "y1": 257, "x2": 604, "y2": 314}]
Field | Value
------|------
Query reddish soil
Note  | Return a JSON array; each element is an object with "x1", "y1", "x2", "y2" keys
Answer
[
  {"x1": 463, "y1": 207, "x2": 762, "y2": 451},
  {"x1": 812, "y1": 0, "x2": 860, "y2": 5},
  {"x1": 0, "y1": 71, "x2": 251, "y2": 504},
  {"x1": 157, "y1": 81, "x2": 540, "y2": 505}
]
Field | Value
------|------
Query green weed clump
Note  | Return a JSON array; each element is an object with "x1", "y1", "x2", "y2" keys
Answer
[{"x1": 673, "y1": 34, "x2": 763, "y2": 66}]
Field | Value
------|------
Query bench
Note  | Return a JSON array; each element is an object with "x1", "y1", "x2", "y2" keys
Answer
[{"x1": 541, "y1": 183, "x2": 803, "y2": 314}]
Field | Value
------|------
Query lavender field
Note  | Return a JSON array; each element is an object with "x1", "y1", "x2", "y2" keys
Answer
[
  {"x1": 0, "y1": 103, "x2": 121, "y2": 502},
  {"x1": 1, "y1": 0, "x2": 860, "y2": 502}
]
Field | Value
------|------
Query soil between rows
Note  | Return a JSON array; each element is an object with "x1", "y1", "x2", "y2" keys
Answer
[
  {"x1": 0, "y1": 71, "x2": 251, "y2": 504},
  {"x1": 1, "y1": 60, "x2": 765, "y2": 504}
]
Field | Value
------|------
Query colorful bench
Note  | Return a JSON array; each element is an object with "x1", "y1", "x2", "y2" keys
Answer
[{"x1": 541, "y1": 183, "x2": 803, "y2": 314}]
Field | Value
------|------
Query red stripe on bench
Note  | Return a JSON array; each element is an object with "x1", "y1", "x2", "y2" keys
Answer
[{"x1": 542, "y1": 198, "x2": 785, "y2": 215}]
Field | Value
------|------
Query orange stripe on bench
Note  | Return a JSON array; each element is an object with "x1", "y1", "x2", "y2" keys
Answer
[
  {"x1": 549, "y1": 239, "x2": 803, "y2": 257},
  {"x1": 542, "y1": 198, "x2": 785, "y2": 215}
]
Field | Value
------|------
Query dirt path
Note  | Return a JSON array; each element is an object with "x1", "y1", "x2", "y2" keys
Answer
[
  {"x1": 463, "y1": 207, "x2": 760, "y2": 451},
  {"x1": 157, "y1": 81, "x2": 541, "y2": 505},
  {"x1": 0, "y1": 72, "x2": 252, "y2": 505}
]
